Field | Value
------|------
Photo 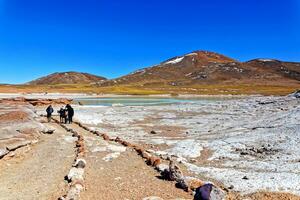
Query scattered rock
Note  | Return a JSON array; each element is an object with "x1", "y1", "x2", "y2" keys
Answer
[
  {"x1": 155, "y1": 163, "x2": 169, "y2": 172},
  {"x1": 141, "y1": 151, "x2": 152, "y2": 159},
  {"x1": 67, "y1": 167, "x2": 84, "y2": 182},
  {"x1": 242, "y1": 176, "x2": 249, "y2": 180},
  {"x1": 161, "y1": 160, "x2": 183, "y2": 181},
  {"x1": 142, "y1": 197, "x2": 163, "y2": 200},
  {"x1": 194, "y1": 184, "x2": 226, "y2": 200},
  {"x1": 258, "y1": 101, "x2": 275, "y2": 105},
  {"x1": 0, "y1": 148, "x2": 9, "y2": 158},
  {"x1": 64, "y1": 183, "x2": 84, "y2": 200},
  {"x1": 175, "y1": 178, "x2": 189, "y2": 191},
  {"x1": 187, "y1": 178, "x2": 204, "y2": 190},
  {"x1": 102, "y1": 152, "x2": 120, "y2": 162},
  {"x1": 101, "y1": 133, "x2": 110, "y2": 141},
  {"x1": 210, "y1": 185, "x2": 226, "y2": 200},
  {"x1": 290, "y1": 90, "x2": 300, "y2": 98},
  {"x1": 146, "y1": 156, "x2": 161, "y2": 167},
  {"x1": 72, "y1": 131, "x2": 79, "y2": 137},
  {"x1": 227, "y1": 185, "x2": 234, "y2": 190},
  {"x1": 194, "y1": 183, "x2": 213, "y2": 200},
  {"x1": 42, "y1": 129, "x2": 55, "y2": 134},
  {"x1": 236, "y1": 144, "x2": 279, "y2": 158},
  {"x1": 150, "y1": 130, "x2": 157, "y2": 134},
  {"x1": 73, "y1": 158, "x2": 86, "y2": 168}
]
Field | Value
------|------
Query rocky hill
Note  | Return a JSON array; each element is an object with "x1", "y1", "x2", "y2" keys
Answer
[
  {"x1": 25, "y1": 51, "x2": 300, "y2": 90},
  {"x1": 97, "y1": 51, "x2": 300, "y2": 87},
  {"x1": 28, "y1": 71, "x2": 107, "y2": 85}
]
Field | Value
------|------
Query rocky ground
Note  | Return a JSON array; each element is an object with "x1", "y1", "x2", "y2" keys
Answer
[
  {"x1": 71, "y1": 94, "x2": 300, "y2": 199},
  {"x1": 0, "y1": 98, "x2": 195, "y2": 200},
  {"x1": 0, "y1": 94, "x2": 300, "y2": 200}
]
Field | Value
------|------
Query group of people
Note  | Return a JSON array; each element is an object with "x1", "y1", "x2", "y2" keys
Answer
[{"x1": 46, "y1": 104, "x2": 74, "y2": 124}]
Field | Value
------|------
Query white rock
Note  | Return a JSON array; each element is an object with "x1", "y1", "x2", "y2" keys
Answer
[
  {"x1": 65, "y1": 183, "x2": 83, "y2": 200},
  {"x1": 155, "y1": 163, "x2": 169, "y2": 172},
  {"x1": 102, "y1": 152, "x2": 120, "y2": 161},
  {"x1": 67, "y1": 167, "x2": 84, "y2": 182},
  {"x1": 107, "y1": 144, "x2": 126, "y2": 152},
  {"x1": 142, "y1": 197, "x2": 163, "y2": 200},
  {"x1": 210, "y1": 185, "x2": 226, "y2": 200},
  {"x1": 74, "y1": 158, "x2": 86, "y2": 168},
  {"x1": 0, "y1": 148, "x2": 9, "y2": 158}
]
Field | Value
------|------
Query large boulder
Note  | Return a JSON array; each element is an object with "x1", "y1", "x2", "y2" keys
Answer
[
  {"x1": 194, "y1": 184, "x2": 226, "y2": 200},
  {"x1": 161, "y1": 160, "x2": 183, "y2": 181}
]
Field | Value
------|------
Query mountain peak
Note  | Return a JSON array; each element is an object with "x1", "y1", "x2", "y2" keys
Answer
[
  {"x1": 161, "y1": 50, "x2": 236, "y2": 66},
  {"x1": 98, "y1": 50, "x2": 300, "y2": 87},
  {"x1": 27, "y1": 71, "x2": 106, "y2": 85}
]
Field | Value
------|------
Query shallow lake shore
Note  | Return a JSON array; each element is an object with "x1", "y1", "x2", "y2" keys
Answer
[
  {"x1": 68, "y1": 94, "x2": 300, "y2": 197},
  {"x1": 1, "y1": 93, "x2": 300, "y2": 199}
]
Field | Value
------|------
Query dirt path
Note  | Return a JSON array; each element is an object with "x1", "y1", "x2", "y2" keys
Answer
[
  {"x1": 0, "y1": 121, "x2": 76, "y2": 200},
  {"x1": 64, "y1": 122, "x2": 193, "y2": 200}
]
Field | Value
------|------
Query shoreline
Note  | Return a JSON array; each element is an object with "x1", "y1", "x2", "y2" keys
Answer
[
  {"x1": 1, "y1": 95, "x2": 300, "y2": 199},
  {"x1": 67, "y1": 95, "x2": 300, "y2": 197},
  {"x1": 0, "y1": 92, "x2": 264, "y2": 100}
]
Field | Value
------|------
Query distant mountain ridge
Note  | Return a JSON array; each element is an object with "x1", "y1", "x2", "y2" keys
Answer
[
  {"x1": 27, "y1": 71, "x2": 107, "y2": 85},
  {"x1": 27, "y1": 51, "x2": 300, "y2": 87},
  {"x1": 97, "y1": 50, "x2": 300, "y2": 87}
]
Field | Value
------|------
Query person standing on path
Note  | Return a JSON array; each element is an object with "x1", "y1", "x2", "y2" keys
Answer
[
  {"x1": 46, "y1": 105, "x2": 54, "y2": 122},
  {"x1": 58, "y1": 107, "x2": 66, "y2": 123},
  {"x1": 66, "y1": 104, "x2": 74, "y2": 124}
]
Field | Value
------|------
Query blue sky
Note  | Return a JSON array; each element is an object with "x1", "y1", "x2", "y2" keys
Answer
[{"x1": 0, "y1": 0, "x2": 299, "y2": 84}]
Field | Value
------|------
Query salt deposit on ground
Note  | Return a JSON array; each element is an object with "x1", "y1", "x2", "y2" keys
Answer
[{"x1": 74, "y1": 95, "x2": 300, "y2": 195}]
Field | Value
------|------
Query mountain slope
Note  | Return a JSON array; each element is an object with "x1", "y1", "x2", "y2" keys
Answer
[
  {"x1": 97, "y1": 51, "x2": 300, "y2": 87},
  {"x1": 28, "y1": 71, "x2": 107, "y2": 85}
]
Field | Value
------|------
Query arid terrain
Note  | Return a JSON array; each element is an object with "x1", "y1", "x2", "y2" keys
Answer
[
  {"x1": 0, "y1": 0, "x2": 298, "y2": 198},
  {"x1": 71, "y1": 94, "x2": 300, "y2": 197},
  {"x1": 1, "y1": 50, "x2": 300, "y2": 96},
  {"x1": 0, "y1": 93, "x2": 299, "y2": 199}
]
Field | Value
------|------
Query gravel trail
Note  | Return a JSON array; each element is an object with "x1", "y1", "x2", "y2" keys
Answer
[
  {"x1": 0, "y1": 121, "x2": 76, "y2": 200},
  {"x1": 64, "y1": 122, "x2": 192, "y2": 200}
]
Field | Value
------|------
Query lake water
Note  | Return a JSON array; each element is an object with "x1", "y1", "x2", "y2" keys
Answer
[{"x1": 73, "y1": 97, "x2": 206, "y2": 106}]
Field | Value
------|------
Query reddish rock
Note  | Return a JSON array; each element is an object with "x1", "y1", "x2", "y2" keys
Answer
[
  {"x1": 153, "y1": 158, "x2": 161, "y2": 167},
  {"x1": 188, "y1": 179, "x2": 205, "y2": 190},
  {"x1": 101, "y1": 134, "x2": 110, "y2": 141},
  {"x1": 141, "y1": 151, "x2": 152, "y2": 159},
  {"x1": 94, "y1": 131, "x2": 101, "y2": 136},
  {"x1": 134, "y1": 146, "x2": 144, "y2": 155},
  {"x1": 114, "y1": 137, "x2": 122, "y2": 143},
  {"x1": 146, "y1": 156, "x2": 161, "y2": 167},
  {"x1": 121, "y1": 141, "x2": 131, "y2": 147}
]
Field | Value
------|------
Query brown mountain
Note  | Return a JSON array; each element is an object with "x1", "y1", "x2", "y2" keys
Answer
[
  {"x1": 28, "y1": 71, "x2": 107, "y2": 85},
  {"x1": 97, "y1": 50, "x2": 300, "y2": 87}
]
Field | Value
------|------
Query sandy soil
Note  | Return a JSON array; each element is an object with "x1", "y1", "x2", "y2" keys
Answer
[
  {"x1": 228, "y1": 192, "x2": 300, "y2": 200},
  {"x1": 1, "y1": 94, "x2": 299, "y2": 200},
  {"x1": 0, "y1": 122, "x2": 76, "y2": 200},
  {"x1": 64, "y1": 122, "x2": 193, "y2": 200}
]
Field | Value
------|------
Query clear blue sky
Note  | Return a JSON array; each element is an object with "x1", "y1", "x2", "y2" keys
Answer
[{"x1": 0, "y1": 0, "x2": 299, "y2": 84}]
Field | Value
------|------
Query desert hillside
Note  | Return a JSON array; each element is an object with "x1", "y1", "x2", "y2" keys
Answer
[
  {"x1": 27, "y1": 71, "x2": 107, "y2": 85},
  {"x1": 97, "y1": 51, "x2": 300, "y2": 87},
  {"x1": 1, "y1": 51, "x2": 299, "y2": 95}
]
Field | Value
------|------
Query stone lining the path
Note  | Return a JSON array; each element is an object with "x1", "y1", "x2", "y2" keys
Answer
[
  {"x1": 52, "y1": 118, "x2": 86, "y2": 200},
  {"x1": 73, "y1": 121, "x2": 226, "y2": 200}
]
